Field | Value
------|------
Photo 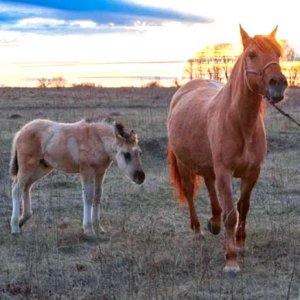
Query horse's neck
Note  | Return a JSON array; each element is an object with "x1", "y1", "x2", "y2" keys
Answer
[
  {"x1": 225, "y1": 62, "x2": 263, "y2": 137},
  {"x1": 95, "y1": 125, "x2": 117, "y2": 158}
]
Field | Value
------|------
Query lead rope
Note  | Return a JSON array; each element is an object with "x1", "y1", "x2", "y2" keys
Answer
[{"x1": 265, "y1": 98, "x2": 300, "y2": 127}]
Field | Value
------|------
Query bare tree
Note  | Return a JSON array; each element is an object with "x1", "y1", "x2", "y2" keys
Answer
[
  {"x1": 37, "y1": 78, "x2": 49, "y2": 88},
  {"x1": 48, "y1": 77, "x2": 66, "y2": 88}
]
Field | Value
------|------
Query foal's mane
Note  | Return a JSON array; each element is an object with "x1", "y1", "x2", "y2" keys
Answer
[{"x1": 84, "y1": 116, "x2": 137, "y2": 143}]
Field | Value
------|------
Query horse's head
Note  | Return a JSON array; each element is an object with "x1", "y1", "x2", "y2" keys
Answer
[
  {"x1": 113, "y1": 122, "x2": 145, "y2": 185},
  {"x1": 240, "y1": 25, "x2": 288, "y2": 103}
]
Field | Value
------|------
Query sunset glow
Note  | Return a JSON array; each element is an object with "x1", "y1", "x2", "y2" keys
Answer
[{"x1": 0, "y1": 0, "x2": 299, "y2": 87}]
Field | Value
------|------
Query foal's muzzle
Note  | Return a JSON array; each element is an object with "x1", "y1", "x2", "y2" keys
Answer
[
  {"x1": 133, "y1": 170, "x2": 145, "y2": 184},
  {"x1": 266, "y1": 74, "x2": 288, "y2": 103}
]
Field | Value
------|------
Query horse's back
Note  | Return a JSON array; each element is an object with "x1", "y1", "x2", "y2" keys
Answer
[
  {"x1": 168, "y1": 80, "x2": 223, "y2": 174},
  {"x1": 170, "y1": 79, "x2": 223, "y2": 111}
]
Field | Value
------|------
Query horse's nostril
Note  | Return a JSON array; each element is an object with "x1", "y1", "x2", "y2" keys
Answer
[
  {"x1": 269, "y1": 78, "x2": 277, "y2": 86},
  {"x1": 134, "y1": 170, "x2": 145, "y2": 184}
]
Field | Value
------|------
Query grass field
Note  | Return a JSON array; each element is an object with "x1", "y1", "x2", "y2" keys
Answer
[{"x1": 0, "y1": 86, "x2": 299, "y2": 299}]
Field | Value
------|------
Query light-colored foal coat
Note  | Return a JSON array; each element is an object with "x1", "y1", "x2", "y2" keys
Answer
[{"x1": 10, "y1": 118, "x2": 145, "y2": 235}]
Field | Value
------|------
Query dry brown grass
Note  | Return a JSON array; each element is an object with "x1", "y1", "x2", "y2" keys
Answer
[{"x1": 0, "y1": 86, "x2": 299, "y2": 299}]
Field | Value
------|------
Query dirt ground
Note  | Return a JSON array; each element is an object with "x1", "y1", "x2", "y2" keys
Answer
[{"x1": 0, "y1": 86, "x2": 299, "y2": 299}]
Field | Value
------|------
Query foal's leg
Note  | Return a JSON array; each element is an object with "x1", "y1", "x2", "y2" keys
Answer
[
  {"x1": 92, "y1": 173, "x2": 105, "y2": 235},
  {"x1": 236, "y1": 169, "x2": 260, "y2": 251},
  {"x1": 204, "y1": 174, "x2": 222, "y2": 235},
  {"x1": 80, "y1": 171, "x2": 94, "y2": 236},
  {"x1": 11, "y1": 179, "x2": 23, "y2": 234},
  {"x1": 19, "y1": 182, "x2": 33, "y2": 227},
  {"x1": 215, "y1": 166, "x2": 239, "y2": 274},
  {"x1": 19, "y1": 166, "x2": 52, "y2": 227},
  {"x1": 177, "y1": 162, "x2": 202, "y2": 235}
]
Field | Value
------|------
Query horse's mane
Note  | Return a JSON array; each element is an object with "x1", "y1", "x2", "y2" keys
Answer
[
  {"x1": 251, "y1": 35, "x2": 283, "y2": 57},
  {"x1": 84, "y1": 116, "x2": 137, "y2": 143}
]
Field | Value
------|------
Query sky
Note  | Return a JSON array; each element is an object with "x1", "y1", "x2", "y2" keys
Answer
[{"x1": 0, "y1": 0, "x2": 299, "y2": 87}]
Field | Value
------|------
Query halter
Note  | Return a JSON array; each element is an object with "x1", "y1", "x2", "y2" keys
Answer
[
  {"x1": 244, "y1": 60, "x2": 280, "y2": 98},
  {"x1": 244, "y1": 59, "x2": 300, "y2": 128}
]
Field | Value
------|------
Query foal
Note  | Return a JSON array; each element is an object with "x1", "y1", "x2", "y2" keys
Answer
[
  {"x1": 167, "y1": 26, "x2": 287, "y2": 274},
  {"x1": 10, "y1": 117, "x2": 145, "y2": 236}
]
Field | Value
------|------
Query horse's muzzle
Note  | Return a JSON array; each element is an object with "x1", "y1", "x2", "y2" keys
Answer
[
  {"x1": 133, "y1": 170, "x2": 145, "y2": 184},
  {"x1": 266, "y1": 74, "x2": 288, "y2": 103}
]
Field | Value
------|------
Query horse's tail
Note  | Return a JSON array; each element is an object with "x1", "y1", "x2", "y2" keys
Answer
[
  {"x1": 167, "y1": 145, "x2": 202, "y2": 204},
  {"x1": 9, "y1": 132, "x2": 19, "y2": 180}
]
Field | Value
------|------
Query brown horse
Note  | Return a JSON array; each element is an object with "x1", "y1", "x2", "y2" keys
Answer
[
  {"x1": 167, "y1": 26, "x2": 287, "y2": 274},
  {"x1": 10, "y1": 116, "x2": 145, "y2": 236}
]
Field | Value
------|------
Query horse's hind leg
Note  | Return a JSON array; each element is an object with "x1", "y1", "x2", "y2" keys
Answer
[
  {"x1": 92, "y1": 173, "x2": 105, "y2": 235},
  {"x1": 204, "y1": 174, "x2": 222, "y2": 235},
  {"x1": 19, "y1": 165, "x2": 52, "y2": 227},
  {"x1": 177, "y1": 162, "x2": 202, "y2": 235},
  {"x1": 11, "y1": 179, "x2": 23, "y2": 234},
  {"x1": 236, "y1": 169, "x2": 260, "y2": 251}
]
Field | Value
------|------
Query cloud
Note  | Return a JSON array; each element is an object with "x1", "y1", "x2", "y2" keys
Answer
[{"x1": 0, "y1": 0, "x2": 213, "y2": 33}]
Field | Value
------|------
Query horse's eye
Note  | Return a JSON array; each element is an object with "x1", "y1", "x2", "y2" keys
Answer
[
  {"x1": 248, "y1": 51, "x2": 257, "y2": 59},
  {"x1": 123, "y1": 152, "x2": 131, "y2": 162}
]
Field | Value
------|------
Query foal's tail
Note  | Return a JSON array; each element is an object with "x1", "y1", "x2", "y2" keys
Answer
[
  {"x1": 9, "y1": 133, "x2": 19, "y2": 180},
  {"x1": 167, "y1": 145, "x2": 202, "y2": 204}
]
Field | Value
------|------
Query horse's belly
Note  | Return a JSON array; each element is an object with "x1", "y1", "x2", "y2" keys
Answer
[
  {"x1": 169, "y1": 133, "x2": 213, "y2": 175},
  {"x1": 44, "y1": 154, "x2": 80, "y2": 173}
]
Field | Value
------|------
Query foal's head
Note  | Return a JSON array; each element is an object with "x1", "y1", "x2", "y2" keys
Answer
[
  {"x1": 240, "y1": 25, "x2": 287, "y2": 103},
  {"x1": 113, "y1": 122, "x2": 145, "y2": 185}
]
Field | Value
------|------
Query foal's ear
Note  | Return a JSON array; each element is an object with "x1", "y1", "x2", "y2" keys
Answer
[
  {"x1": 114, "y1": 121, "x2": 125, "y2": 140},
  {"x1": 269, "y1": 25, "x2": 278, "y2": 39},
  {"x1": 239, "y1": 25, "x2": 251, "y2": 49}
]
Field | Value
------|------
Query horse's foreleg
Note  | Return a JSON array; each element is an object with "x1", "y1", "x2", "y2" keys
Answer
[
  {"x1": 204, "y1": 174, "x2": 222, "y2": 235},
  {"x1": 80, "y1": 172, "x2": 94, "y2": 236},
  {"x1": 11, "y1": 180, "x2": 22, "y2": 234},
  {"x1": 215, "y1": 167, "x2": 240, "y2": 275},
  {"x1": 92, "y1": 173, "x2": 105, "y2": 235},
  {"x1": 236, "y1": 169, "x2": 260, "y2": 251}
]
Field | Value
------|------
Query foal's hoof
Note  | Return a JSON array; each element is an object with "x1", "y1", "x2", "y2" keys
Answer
[
  {"x1": 223, "y1": 263, "x2": 240, "y2": 277},
  {"x1": 11, "y1": 226, "x2": 21, "y2": 235},
  {"x1": 83, "y1": 225, "x2": 94, "y2": 237},
  {"x1": 93, "y1": 225, "x2": 106, "y2": 236},
  {"x1": 207, "y1": 219, "x2": 221, "y2": 235}
]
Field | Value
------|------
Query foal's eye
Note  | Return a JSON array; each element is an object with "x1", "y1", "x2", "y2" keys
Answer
[
  {"x1": 248, "y1": 51, "x2": 257, "y2": 59},
  {"x1": 123, "y1": 152, "x2": 131, "y2": 162}
]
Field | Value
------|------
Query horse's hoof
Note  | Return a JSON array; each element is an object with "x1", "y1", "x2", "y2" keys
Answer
[
  {"x1": 223, "y1": 263, "x2": 240, "y2": 277},
  {"x1": 93, "y1": 225, "x2": 106, "y2": 236},
  {"x1": 99, "y1": 225, "x2": 106, "y2": 234},
  {"x1": 11, "y1": 226, "x2": 21, "y2": 235},
  {"x1": 193, "y1": 231, "x2": 205, "y2": 241},
  {"x1": 83, "y1": 225, "x2": 94, "y2": 236},
  {"x1": 207, "y1": 220, "x2": 221, "y2": 235}
]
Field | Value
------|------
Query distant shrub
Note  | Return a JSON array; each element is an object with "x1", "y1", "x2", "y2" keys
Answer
[
  {"x1": 143, "y1": 80, "x2": 161, "y2": 88},
  {"x1": 71, "y1": 82, "x2": 99, "y2": 88},
  {"x1": 37, "y1": 77, "x2": 66, "y2": 88},
  {"x1": 37, "y1": 78, "x2": 49, "y2": 88}
]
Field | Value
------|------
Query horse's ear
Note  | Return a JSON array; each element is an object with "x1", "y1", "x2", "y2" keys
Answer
[
  {"x1": 114, "y1": 121, "x2": 124, "y2": 139},
  {"x1": 240, "y1": 24, "x2": 251, "y2": 49},
  {"x1": 130, "y1": 130, "x2": 138, "y2": 143},
  {"x1": 269, "y1": 25, "x2": 278, "y2": 39}
]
